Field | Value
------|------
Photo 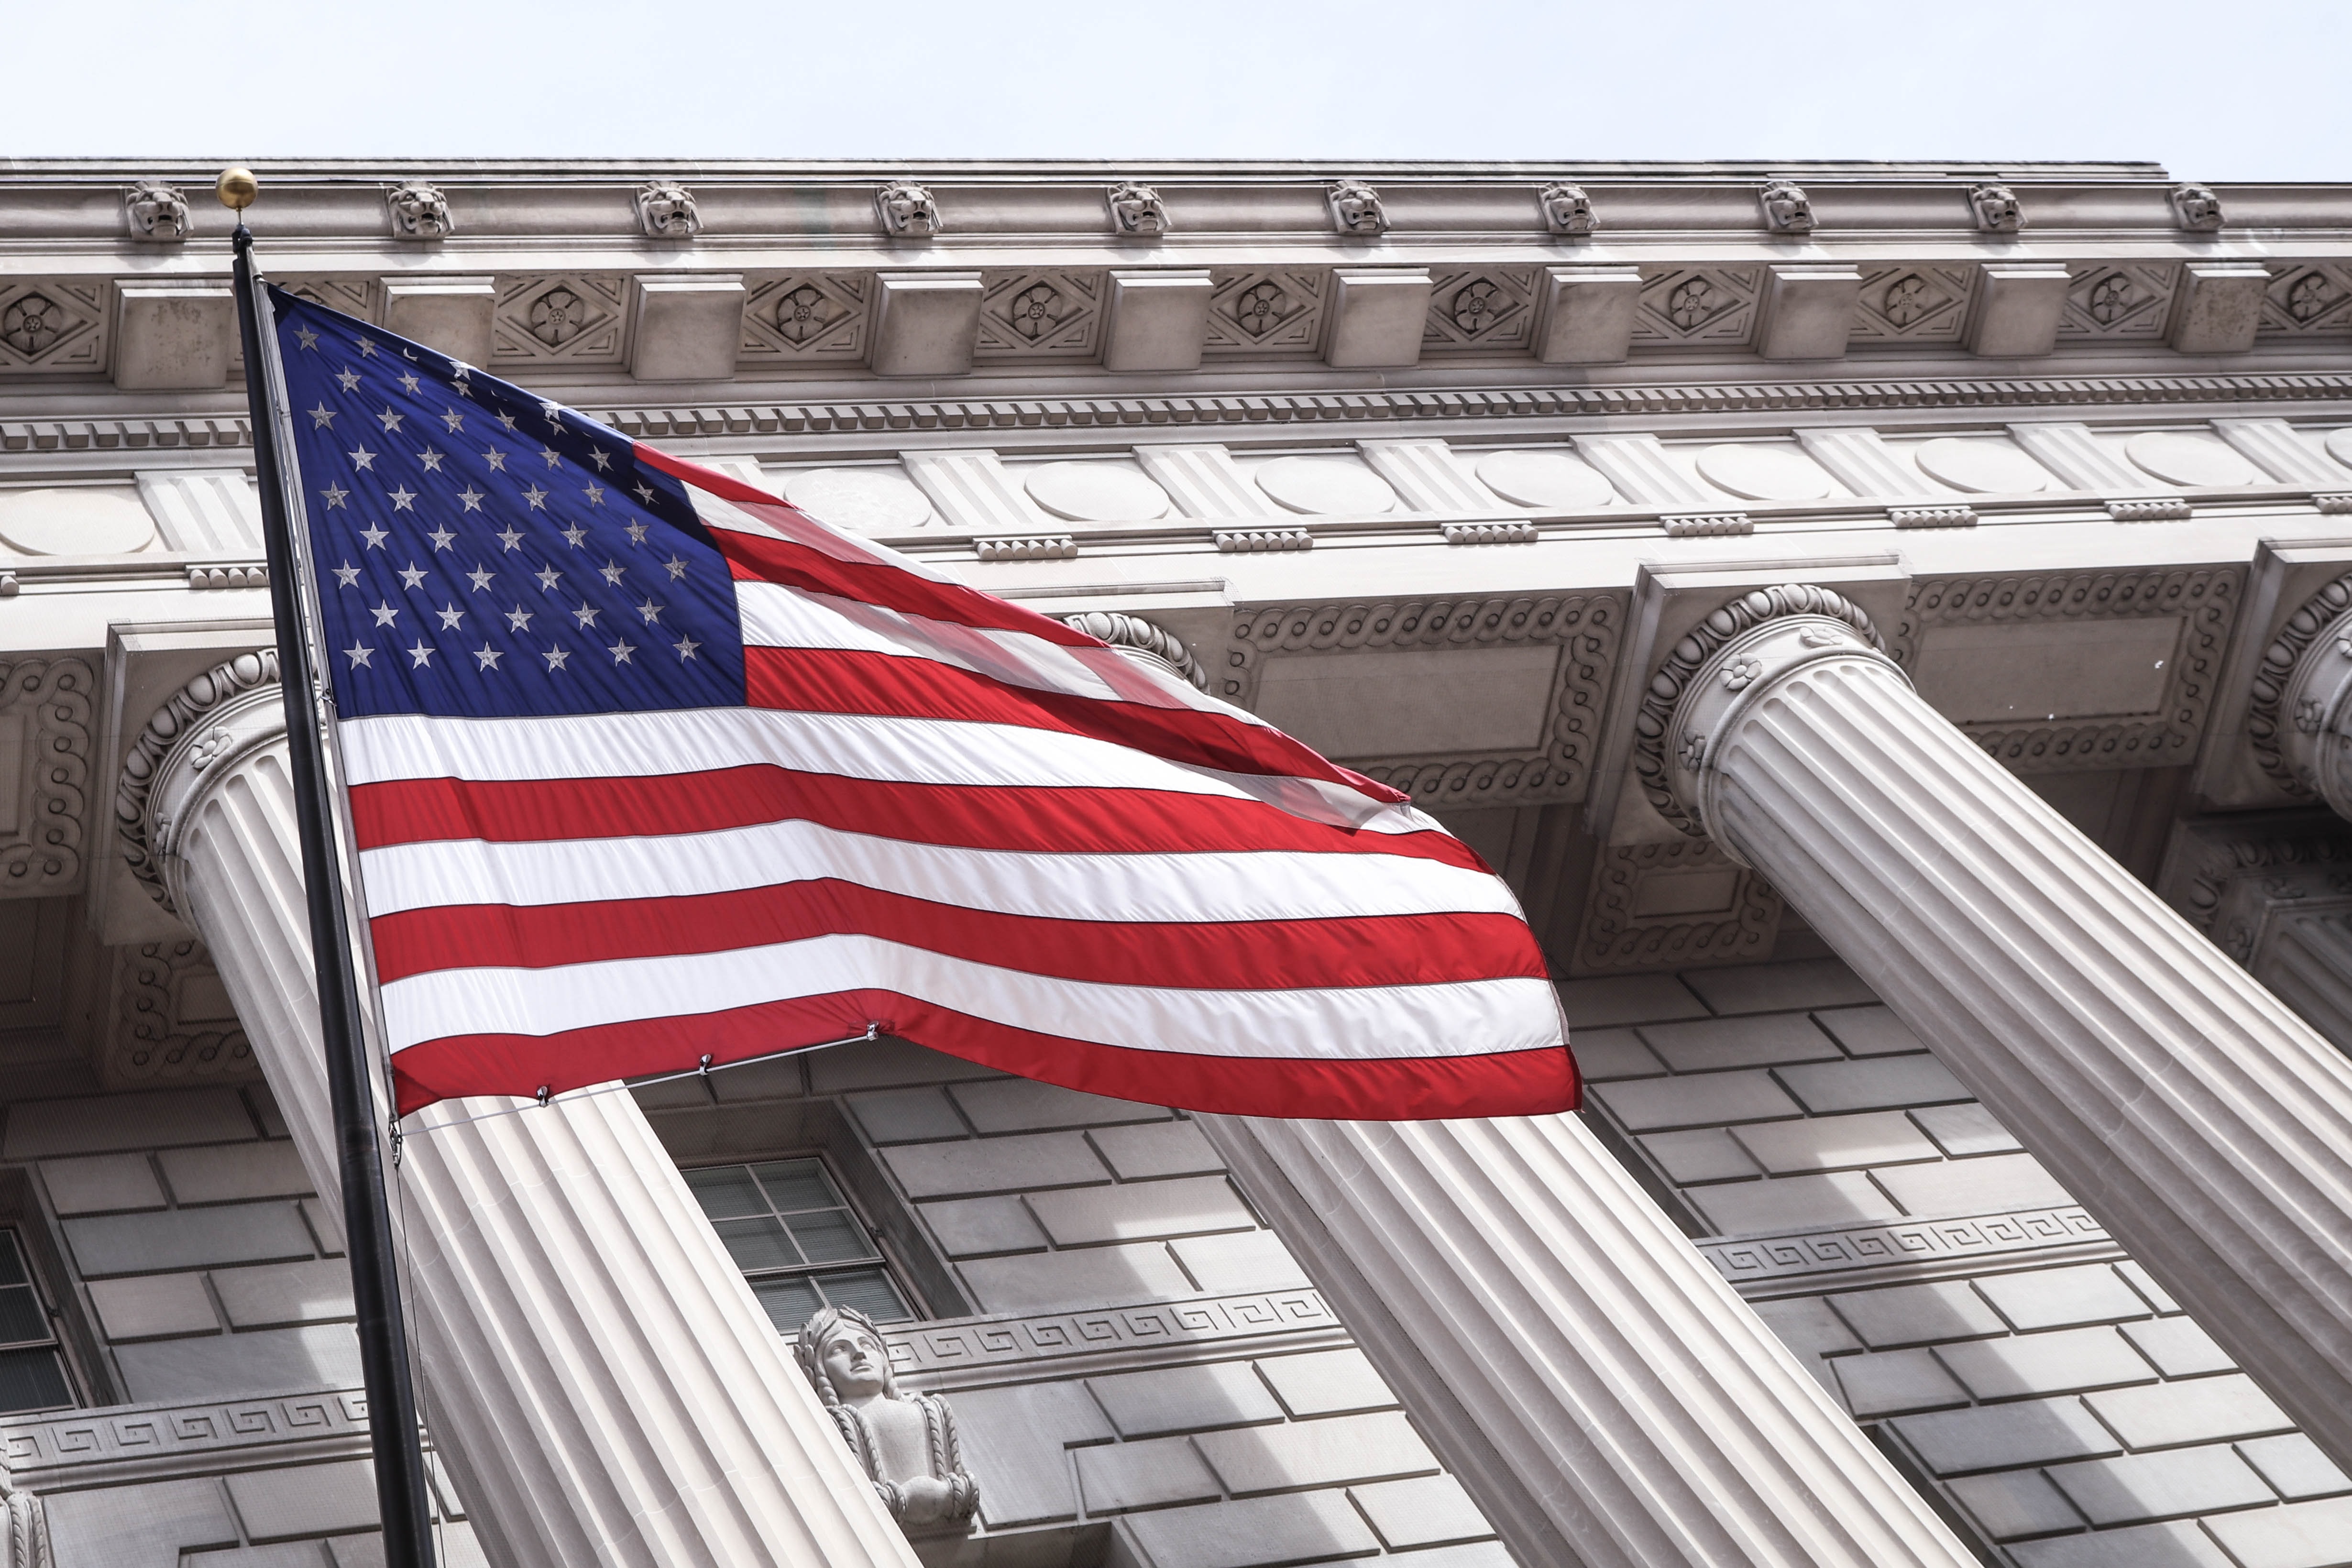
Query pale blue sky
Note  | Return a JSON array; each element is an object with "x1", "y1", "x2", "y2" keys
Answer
[{"x1": 9, "y1": 1, "x2": 2342, "y2": 179}]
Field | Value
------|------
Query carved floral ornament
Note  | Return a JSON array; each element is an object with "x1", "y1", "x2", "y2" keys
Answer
[
  {"x1": 117, "y1": 651, "x2": 285, "y2": 915},
  {"x1": 124, "y1": 181, "x2": 190, "y2": 242},
  {"x1": 1631, "y1": 585, "x2": 1888, "y2": 836}
]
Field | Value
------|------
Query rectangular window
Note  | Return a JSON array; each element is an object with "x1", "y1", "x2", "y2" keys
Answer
[
  {"x1": 0, "y1": 1230, "x2": 71, "y2": 1415},
  {"x1": 684, "y1": 1158, "x2": 915, "y2": 1338}
]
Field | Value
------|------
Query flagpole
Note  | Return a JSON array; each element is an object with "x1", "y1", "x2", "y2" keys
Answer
[{"x1": 218, "y1": 168, "x2": 438, "y2": 1568}]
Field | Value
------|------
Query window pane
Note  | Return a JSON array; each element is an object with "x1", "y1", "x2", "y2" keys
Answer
[
  {"x1": 684, "y1": 1167, "x2": 769, "y2": 1221},
  {"x1": 0, "y1": 1285, "x2": 46, "y2": 1347},
  {"x1": 751, "y1": 1277, "x2": 824, "y2": 1338},
  {"x1": 0, "y1": 1349, "x2": 68, "y2": 1415},
  {"x1": 0, "y1": 1234, "x2": 27, "y2": 1289},
  {"x1": 751, "y1": 1160, "x2": 837, "y2": 1214},
  {"x1": 712, "y1": 1217, "x2": 802, "y2": 1273},
  {"x1": 786, "y1": 1210, "x2": 872, "y2": 1264},
  {"x1": 816, "y1": 1269, "x2": 912, "y2": 1325}
]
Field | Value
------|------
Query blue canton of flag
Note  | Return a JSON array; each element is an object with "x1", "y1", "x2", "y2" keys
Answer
[{"x1": 269, "y1": 287, "x2": 746, "y2": 720}]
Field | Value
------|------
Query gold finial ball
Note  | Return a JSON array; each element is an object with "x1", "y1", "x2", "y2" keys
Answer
[{"x1": 216, "y1": 168, "x2": 259, "y2": 212}]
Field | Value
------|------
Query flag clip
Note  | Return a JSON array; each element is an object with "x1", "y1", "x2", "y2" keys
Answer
[
  {"x1": 698, "y1": 1053, "x2": 715, "y2": 1079},
  {"x1": 534, "y1": 1085, "x2": 551, "y2": 1108}
]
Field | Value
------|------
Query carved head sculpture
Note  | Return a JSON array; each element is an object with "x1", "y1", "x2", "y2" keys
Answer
[
  {"x1": 792, "y1": 1305, "x2": 980, "y2": 1536},
  {"x1": 1329, "y1": 179, "x2": 1388, "y2": 235},
  {"x1": 1107, "y1": 181, "x2": 1168, "y2": 236},
  {"x1": 876, "y1": 182, "x2": 940, "y2": 239},
  {"x1": 2171, "y1": 183, "x2": 2225, "y2": 232},
  {"x1": 1539, "y1": 182, "x2": 1597, "y2": 237},
  {"x1": 1759, "y1": 180, "x2": 1815, "y2": 235},
  {"x1": 124, "y1": 182, "x2": 190, "y2": 242},
  {"x1": 1969, "y1": 183, "x2": 2023, "y2": 234},
  {"x1": 794, "y1": 1304, "x2": 898, "y2": 1406},
  {"x1": 637, "y1": 181, "x2": 701, "y2": 239},
  {"x1": 386, "y1": 182, "x2": 453, "y2": 240}
]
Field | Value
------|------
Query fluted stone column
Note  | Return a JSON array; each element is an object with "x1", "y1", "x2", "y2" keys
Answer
[
  {"x1": 1200, "y1": 1113, "x2": 1979, "y2": 1568},
  {"x1": 119, "y1": 654, "x2": 919, "y2": 1568},
  {"x1": 1643, "y1": 584, "x2": 2352, "y2": 1466}
]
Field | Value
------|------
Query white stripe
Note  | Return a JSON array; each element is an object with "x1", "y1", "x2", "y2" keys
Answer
[
  {"x1": 357, "y1": 815, "x2": 1515, "y2": 922},
  {"x1": 379, "y1": 932, "x2": 1561, "y2": 1061},
  {"x1": 337, "y1": 708, "x2": 1441, "y2": 835}
]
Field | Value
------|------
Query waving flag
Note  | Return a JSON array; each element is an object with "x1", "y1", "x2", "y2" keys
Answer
[{"x1": 266, "y1": 287, "x2": 1575, "y2": 1120}]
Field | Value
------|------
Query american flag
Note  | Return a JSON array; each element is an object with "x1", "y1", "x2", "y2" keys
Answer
[{"x1": 267, "y1": 287, "x2": 1576, "y2": 1121}]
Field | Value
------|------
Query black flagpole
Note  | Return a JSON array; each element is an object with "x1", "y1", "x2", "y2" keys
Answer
[{"x1": 220, "y1": 169, "x2": 438, "y2": 1568}]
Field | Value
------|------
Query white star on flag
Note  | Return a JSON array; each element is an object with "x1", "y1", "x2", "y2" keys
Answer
[
  {"x1": 607, "y1": 638, "x2": 636, "y2": 664},
  {"x1": 343, "y1": 642, "x2": 373, "y2": 667},
  {"x1": 542, "y1": 644, "x2": 570, "y2": 671},
  {"x1": 333, "y1": 562, "x2": 361, "y2": 588},
  {"x1": 458, "y1": 487, "x2": 485, "y2": 512},
  {"x1": 309, "y1": 404, "x2": 337, "y2": 428},
  {"x1": 370, "y1": 601, "x2": 399, "y2": 627},
  {"x1": 473, "y1": 644, "x2": 503, "y2": 670},
  {"x1": 427, "y1": 526, "x2": 456, "y2": 551},
  {"x1": 320, "y1": 484, "x2": 350, "y2": 509},
  {"x1": 505, "y1": 605, "x2": 533, "y2": 631},
  {"x1": 335, "y1": 368, "x2": 362, "y2": 392},
  {"x1": 359, "y1": 524, "x2": 389, "y2": 550},
  {"x1": 466, "y1": 566, "x2": 495, "y2": 592},
  {"x1": 398, "y1": 562, "x2": 428, "y2": 590},
  {"x1": 377, "y1": 406, "x2": 404, "y2": 432},
  {"x1": 407, "y1": 639, "x2": 435, "y2": 668},
  {"x1": 435, "y1": 603, "x2": 465, "y2": 630},
  {"x1": 348, "y1": 446, "x2": 376, "y2": 471},
  {"x1": 389, "y1": 486, "x2": 418, "y2": 511}
]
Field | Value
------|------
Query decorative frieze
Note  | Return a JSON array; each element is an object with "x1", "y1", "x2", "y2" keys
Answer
[
  {"x1": 0, "y1": 657, "x2": 93, "y2": 898},
  {"x1": 101, "y1": 936, "x2": 257, "y2": 1087},
  {"x1": 2, "y1": 1389, "x2": 372, "y2": 1491},
  {"x1": 1850, "y1": 265, "x2": 1976, "y2": 344},
  {"x1": 492, "y1": 275, "x2": 627, "y2": 365},
  {"x1": 885, "y1": 1290, "x2": 1340, "y2": 1386},
  {"x1": 1703, "y1": 1206, "x2": 2111, "y2": 1291},
  {"x1": 0, "y1": 282, "x2": 108, "y2": 374},
  {"x1": 974, "y1": 271, "x2": 1103, "y2": 360},
  {"x1": 1892, "y1": 568, "x2": 2240, "y2": 775},
  {"x1": 1572, "y1": 837, "x2": 1781, "y2": 975},
  {"x1": 1228, "y1": 591, "x2": 1622, "y2": 808},
  {"x1": 1632, "y1": 266, "x2": 1760, "y2": 348},
  {"x1": 2260, "y1": 263, "x2": 2352, "y2": 338},
  {"x1": 740, "y1": 273, "x2": 869, "y2": 363},
  {"x1": 2059, "y1": 262, "x2": 2179, "y2": 340},
  {"x1": 1204, "y1": 269, "x2": 1327, "y2": 355},
  {"x1": 1421, "y1": 268, "x2": 1539, "y2": 353}
]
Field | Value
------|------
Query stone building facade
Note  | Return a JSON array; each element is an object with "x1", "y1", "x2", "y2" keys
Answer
[{"x1": 2, "y1": 160, "x2": 2352, "y2": 1568}]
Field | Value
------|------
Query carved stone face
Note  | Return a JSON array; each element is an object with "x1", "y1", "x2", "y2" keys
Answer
[{"x1": 818, "y1": 1321, "x2": 890, "y2": 1402}]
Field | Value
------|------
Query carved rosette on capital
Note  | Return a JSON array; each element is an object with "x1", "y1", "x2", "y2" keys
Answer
[
  {"x1": 794, "y1": 1306, "x2": 978, "y2": 1539},
  {"x1": 1055, "y1": 611, "x2": 1207, "y2": 690},
  {"x1": 115, "y1": 650, "x2": 284, "y2": 915},
  {"x1": 2250, "y1": 571, "x2": 2352, "y2": 819},
  {"x1": 1631, "y1": 584, "x2": 1889, "y2": 842}
]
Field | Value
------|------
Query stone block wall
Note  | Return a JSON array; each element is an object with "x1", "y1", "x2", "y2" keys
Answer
[{"x1": 1567, "y1": 958, "x2": 2352, "y2": 1566}]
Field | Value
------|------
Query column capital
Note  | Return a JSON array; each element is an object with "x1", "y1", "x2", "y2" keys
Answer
[
  {"x1": 2253, "y1": 570, "x2": 2352, "y2": 816},
  {"x1": 115, "y1": 649, "x2": 283, "y2": 915},
  {"x1": 1631, "y1": 583, "x2": 1893, "y2": 841}
]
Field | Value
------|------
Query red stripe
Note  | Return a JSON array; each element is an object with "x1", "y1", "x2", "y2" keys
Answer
[
  {"x1": 366, "y1": 881, "x2": 1544, "y2": 988},
  {"x1": 390, "y1": 991, "x2": 1580, "y2": 1120},
  {"x1": 743, "y1": 646, "x2": 1403, "y2": 804},
  {"x1": 349, "y1": 768, "x2": 1486, "y2": 871},
  {"x1": 634, "y1": 446, "x2": 1099, "y2": 647}
]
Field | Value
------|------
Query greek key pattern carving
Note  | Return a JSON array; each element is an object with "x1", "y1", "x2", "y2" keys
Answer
[
  {"x1": 882, "y1": 1290, "x2": 1338, "y2": 1382},
  {"x1": 1703, "y1": 1206, "x2": 2111, "y2": 1286},
  {"x1": 1573, "y1": 838, "x2": 1782, "y2": 975},
  {"x1": 2, "y1": 1390, "x2": 370, "y2": 1485},
  {"x1": 0, "y1": 658, "x2": 93, "y2": 898},
  {"x1": 1897, "y1": 569, "x2": 2242, "y2": 776},
  {"x1": 1230, "y1": 592, "x2": 1624, "y2": 809}
]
